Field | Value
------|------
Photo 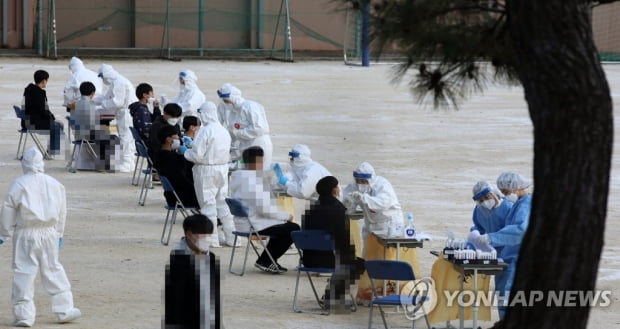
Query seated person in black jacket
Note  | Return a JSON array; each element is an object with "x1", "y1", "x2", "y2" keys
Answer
[
  {"x1": 149, "y1": 103, "x2": 182, "y2": 168},
  {"x1": 156, "y1": 125, "x2": 199, "y2": 208},
  {"x1": 22, "y1": 70, "x2": 64, "y2": 156},
  {"x1": 302, "y1": 176, "x2": 364, "y2": 312}
]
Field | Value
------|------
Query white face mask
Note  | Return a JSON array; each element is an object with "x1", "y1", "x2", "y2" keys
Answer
[
  {"x1": 196, "y1": 237, "x2": 210, "y2": 254},
  {"x1": 147, "y1": 97, "x2": 156, "y2": 104},
  {"x1": 481, "y1": 199, "x2": 495, "y2": 210},
  {"x1": 167, "y1": 117, "x2": 179, "y2": 126},
  {"x1": 505, "y1": 193, "x2": 518, "y2": 203},
  {"x1": 357, "y1": 183, "x2": 371, "y2": 194},
  {"x1": 171, "y1": 139, "x2": 181, "y2": 150}
]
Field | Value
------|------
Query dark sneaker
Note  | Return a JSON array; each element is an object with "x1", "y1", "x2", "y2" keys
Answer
[
  {"x1": 254, "y1": 261, "x2": 285, "y2": 274},
  {"x1": 276, "y1": 263, "x2": 288, "y2": 272}
]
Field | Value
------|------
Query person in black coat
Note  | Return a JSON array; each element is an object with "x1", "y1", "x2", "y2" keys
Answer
[
  {"x1": 155, "y1": 125, "x2": 199, "y2": 208},
  {"x1": 22, "y1": 70, "x2": 64, "y2": 155},
  {"x1": 302, "y1": 176, "x2": 364, "y2": 312},
  {"x1": 149, "y1": 103, "x2": 182, "y2": 168}
]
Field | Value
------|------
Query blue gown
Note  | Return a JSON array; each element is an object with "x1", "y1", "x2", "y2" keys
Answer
[{"x1": 488, "y1": 194, "x2": 532, "y2": 318}]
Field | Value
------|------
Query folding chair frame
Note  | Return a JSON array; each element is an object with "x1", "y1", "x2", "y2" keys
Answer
[
  {"x1": 14, "y1": 105, "x2": 51, "y2": 160},
  {"x1": 159, "y1": 175, "x2": 200, "y2": 246},
  {"x1": 129, "y1": 127, "x2": 148, "y2": 186},
  {"x1": 136, "y1": 142, "x2": 157, "y2": 206},
  {"x1": 225, "y1": 198, "x2": 278, "y2": 276},
  {"x1": 291, "y1": 230, "x2": 357, "y2": 315},
  {"x1": 366, "y1": 260, "x2": 431, "y2": 329}
]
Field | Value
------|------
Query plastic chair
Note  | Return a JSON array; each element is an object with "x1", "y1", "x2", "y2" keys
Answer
[
  {"x1": 129, "y1": 126, "x2": 148, "y2": 186},
  {"x1": 136, "y1": 142, "x2": 157, "y2": 206},
  {"x1": 225, "y1": 198, "x2": 277, "y2": 276},
  {"x1": 65, "y1": 115, "x2": 97, "y2": 172},
  {"x1": 290, "y1": 230, "x2": 357, "y2": 315},
  {"x1": 365, "y1": 260, "x2": 432, "y2": 329},
  {"x1": 160, "y1": 175, "x2": 200, "y2": 246},
  {"x1": 13, "y1": 105, "x2": 50, "y2": 160}
]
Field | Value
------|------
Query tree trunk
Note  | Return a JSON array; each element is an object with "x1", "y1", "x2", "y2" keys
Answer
[{"x1": 503, "y1": 1, "x2": 613, "y2": 328}]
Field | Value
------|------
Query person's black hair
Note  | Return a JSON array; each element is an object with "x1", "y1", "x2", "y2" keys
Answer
[
  {"x1": 163, "y1": 103, "x2": 182, "y2": 117},
  {"x1": 183, "y1": 214, "x2": 214, "y2": 234},
  {"x1": 79, "y1": 81, "x2": 96, "y2": 96},
  {"x1": 34, "y1": 70, "x2": 49, "y2": 84},
  {"x1": 242, "y1": 146, "x2": 264, "y2": 165},
  {"x1": 316, "y1": 176, "x2": 339, "y2": 197},
  {"x1": 135, "y1": 83, "x2": 153, "y2": 100},
  {"x1": 183, "y1": 115, "x2": 199, "y2": 131},
  {"x1": 158, "y1": 125, "x2": 179, "y2": 145}
]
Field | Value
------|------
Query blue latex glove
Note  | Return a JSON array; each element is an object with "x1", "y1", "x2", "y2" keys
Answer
[
  {"x1": 278, "y1": 175, "x2": 289, "y2": 185},
  {"x1": 273, "y1": 163, "x2": 283, "y2": 178},
  {"x1": 182, "y1": 136, "x2": 193, "y2": 147},
  {"x1": 59, "y1": 237, "x2": 63, "y2": 249},
  {"x1": 178, "y1": 145, "x2": 188, "y2": 154},
  {"x1": 0, "y1": 239, "x2": 4, "y2": 245}
]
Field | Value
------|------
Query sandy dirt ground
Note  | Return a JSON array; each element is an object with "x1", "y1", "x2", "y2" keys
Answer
[{"x1": 0, "y1": 58, "x2": 618, "y2": 329}]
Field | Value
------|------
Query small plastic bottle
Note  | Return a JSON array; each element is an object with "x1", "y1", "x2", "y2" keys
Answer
[{"x1": 405, "y1": 212, "x2": 415, "y2": 238}]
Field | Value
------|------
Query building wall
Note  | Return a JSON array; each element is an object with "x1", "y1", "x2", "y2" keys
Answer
[{"x1": 2, "y1": 1, "x2": 620, "y2": 56}]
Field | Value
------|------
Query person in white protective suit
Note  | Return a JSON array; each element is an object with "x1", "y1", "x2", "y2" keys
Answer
[
  {"x1": 62, "y1": 56, "x2": 102, "y2": 112},
  {"x1": 94, "y1": 64, "x2": 137, "y2": 172},
  {"x1": 0, "y1": 147, "x2": 81, "y2": 327},
  {"x1": 341, "y1": 162, "x2": 404, "y2": 258},
  {"x1": 272, "y1": 144, "x2": 332, "y2": 200},
  {"x1": 216, "y1": 83, "x2": 273, "y2": 168},
  {"x1": 215, "y1": 83, "x2": 240, "y2": 128},
  {"x1": 162, "y1": 70, "x2": 206, "y2": 122},
  {"x1": 184, "y1": 101, "x2": 239, "y2": 248}
]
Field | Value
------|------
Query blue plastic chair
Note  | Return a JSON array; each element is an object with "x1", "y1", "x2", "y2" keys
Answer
[
  {"x1": 225, "y1": 198, "x2": 277, "y2": 276},
  {"x1": 290, "y1": 230, "x2": 358, "y2": 315},
  {"x1": 13, "y1": 105, "x2": 49, "y2": 160},
  {"x1": 365, "y1": 260, "x2": 431, "y2": 329},
  {"x1": 136, "y1": 142, "x2": 157, "y2": 206},
  {"x1": 130, "y1": 126, "x2": 148, "y2": 186},
  {"x1": 159, "y1": 175, "x2": 200, "y2": 246}
]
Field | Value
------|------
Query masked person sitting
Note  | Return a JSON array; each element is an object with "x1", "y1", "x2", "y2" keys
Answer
[
  {"x1": 148, "y1": 103, "x2": 182, "y2": 169},
  {"x1": 156, "y1": 125, "x2": 199, "y2": 208},
  {"x1": 302, "y1": 176, "x2": 365, "y2": 312},
  {"x1": 165, "y1": 214, "x2": 221, "y2": 329},
  {"x1": 230, "y1": 146, "x2": 299, "y2": 274}
]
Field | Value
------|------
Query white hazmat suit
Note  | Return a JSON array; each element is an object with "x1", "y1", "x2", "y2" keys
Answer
[
  {"x1": 63, "y1": 56, "x2": 102, "y2": 108},
  {"x1": 165, "y1": 70, "x2": 206, "y2": 122},
  {"x1": 94, "y1": 64, "x2": 137, "y2": 172},
  {"x1": 184, "y1": 102, "x2": 236, "y2": 247},
  {"x1": 0, "y1": 147, "x2": 80, "y2": 326},
  {"x1": 276, "y1": 144, "x2": 331, "y2": 200},
  {"x1": 342, "y1": 162, "x2": 404, "y2": 258},
  {"x1": 217, "y1": 83, "x2": 273, "y2": 168}
]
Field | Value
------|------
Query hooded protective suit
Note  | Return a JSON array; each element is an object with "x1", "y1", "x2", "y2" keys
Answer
[
  {"x1": 94, "y1": 64, "x2": 137, "y2": 172},
  {"x1": 0, "y1": 147, "x2": 79, "y2": 326},
  {"x1": 342, "y1": 162, "x2": 404, "y2": 257},
  {"x1": 470, "y1": 181, "x2": 513, "y2": 236},
  {"x1": 279, "y1": 144, "x2": 331, "y2": 200},
  {"x1": 217, "y1": 83, "x2": 273, "y2": 168},
  {"x1": 168, "y1": 70, "x2": 206, "y2": 121},
  {"x1": 63, "y1": 57, "x2": 102, "y2": 107},
  {"x1": 184, "y1": 102, "x2": 235, "y2": 247}
]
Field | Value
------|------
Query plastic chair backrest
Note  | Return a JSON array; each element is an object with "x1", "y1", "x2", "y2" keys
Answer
[
  {"x1": 291, "y1": 230, "x2": 335, "y2": 252},
  {"x1": 225, "y1": 198, "x2": 249, "y2": 218},
  {"x1": 13, "y1": 105, "x2": 24, "y2": 120},
  {"x1": 365, "y1": 260, "x2": 416, "y2": 281},
  {"x1": 129, "y1": 126, "x2": 143, "y2": 142},
  {"x1": 135, "y1": 141, "x2": 149, "y2": 158},
  {"x1": 160, "y1": 175, "x2": 174, "y2": 192}
]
